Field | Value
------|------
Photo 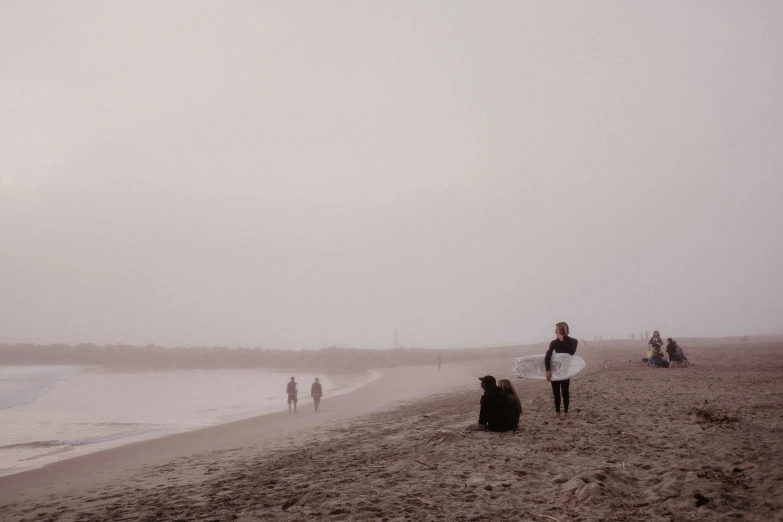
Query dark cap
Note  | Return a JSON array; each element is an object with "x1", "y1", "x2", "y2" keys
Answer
[{"x1": 478, "y1": 375, "x2": 496, "y2": 386}]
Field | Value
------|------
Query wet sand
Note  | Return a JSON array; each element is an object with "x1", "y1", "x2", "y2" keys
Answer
[{"x1": 1, "y1": 343, "x2": 781, "y2": 521}]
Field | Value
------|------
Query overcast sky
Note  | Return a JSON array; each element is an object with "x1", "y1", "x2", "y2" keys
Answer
[{"x1": 1, "y1": 2, "x2": 781, "y2": 349}]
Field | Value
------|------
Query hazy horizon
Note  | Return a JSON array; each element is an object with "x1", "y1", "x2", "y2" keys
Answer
[{"x1": 2, "y1": 2, "x2": 782, "y2": 349}]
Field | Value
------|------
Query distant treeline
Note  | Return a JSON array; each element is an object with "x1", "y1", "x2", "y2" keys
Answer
[{"x1": 0, "y1": 343, "x2": 549, "y2": 373}]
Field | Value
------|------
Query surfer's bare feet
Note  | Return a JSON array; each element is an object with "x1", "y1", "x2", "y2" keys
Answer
[
  {"x1": 555, "y1": 412, "x2": 562, "y2": 420},
  {"x1": 563, "y1": 413, "x2": 569, "y2": 420}
]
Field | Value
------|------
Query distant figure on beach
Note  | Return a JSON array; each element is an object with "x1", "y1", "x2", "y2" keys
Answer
[
  {"x1": 286, "y1": 377, "x2": 298, "y2": 414},
  {"x1": 546, "y1": 322, "x2": 578, "y2": 420},
  {"x1": 437, "y1": 352, "x2": 443, "y2": 371},
  {"x1": 311, "y1": 377, "x2": 322, "y2": 411},
  {"x1": 648, "y1": 331, "x2": 664, "y2": 352},
  {"x1": 498, "y1": 379, "x2": 522, "y2": 432},
  {"x1": 466, "y1": 375, "x2": 512, "y2": 432}
]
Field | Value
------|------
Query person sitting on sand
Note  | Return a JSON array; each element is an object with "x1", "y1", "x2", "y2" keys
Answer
[
  {"x1": 498, "y1": 379, "x2": 522, "y2": 432},
  {"x1": 648, "y1": 348, "x2": 670, "y2": 368},
  {"x1": 670, "y1": 341, "x2": 687, "y2": 363},
  {"x1": 286, "y1": 377, "x2": 298, "y2": 414},
  {"x1": 311, "y1": 377, "x2": 323, "y2": 412},
  {"x1": 546, "y1": 322, "x2": 578, "y2": 420},
  {"x1": 466, "y1": 375, "x2": 512, "y2": 432}
]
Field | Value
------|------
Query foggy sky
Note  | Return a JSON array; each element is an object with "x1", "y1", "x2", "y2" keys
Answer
[{"x1": 1, "y1": 2, "x2": 782, "y2": 349}]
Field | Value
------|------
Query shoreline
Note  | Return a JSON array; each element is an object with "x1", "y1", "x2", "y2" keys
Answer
[
  {"x1": 1, "y1": 345, "x2": 545, "y2": 483},
  {"x1": 1, "y1": 343, "x2": 781, "y2": 521},
  {"x1": 0, "y1": 360, "x2": 489, "y2": 508},
  {"x1": 0, "y1": 367, "x2": 381, "y2": 479}
]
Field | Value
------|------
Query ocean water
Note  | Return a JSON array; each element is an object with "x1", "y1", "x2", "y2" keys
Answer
[{"x1": 0, "y1": 365, "x2": 377, "y2": 477}]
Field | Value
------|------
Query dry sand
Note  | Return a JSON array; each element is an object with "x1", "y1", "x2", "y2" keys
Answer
[{"x1": 1, "y1": 343, "x2": 781, "y2": 521}]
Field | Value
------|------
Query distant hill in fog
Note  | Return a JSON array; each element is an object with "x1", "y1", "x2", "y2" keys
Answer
[
  {"x1": 0, "y1": 342, "x2": 548, "y2": 373},
  {"x1": 2, "y1": 336, "x2": 777, "y2": 373}
]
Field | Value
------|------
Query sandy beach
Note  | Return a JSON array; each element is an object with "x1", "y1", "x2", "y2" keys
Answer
[
  {"x1": 4, "y1": 2, "x2": 781, "y2": 520},
  {"x1": 1, "y1": 342, "x2": 781, "y2": 521}
]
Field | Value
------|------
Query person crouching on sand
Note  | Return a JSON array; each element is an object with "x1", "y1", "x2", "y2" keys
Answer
[
  {"x1": 311, "y1": 377, "x2": 323, "y2": 412},
  {"x1": 286, "y1": 377, "x2": 298, "y2": 414},
  {"x1": 674, "y1": 341, "x2": 687, "y2": 362},
  {"x1": 466, "y1": 375, "x2": 512, "y2": 432},
  {"x1": 648, "y1": 347, "x2": 670, "y2": 368},
  {"x1": 498, "y1": 379, "x2": 522, "y2": 433},
  {"x1": 546, "y1": 322, "x2": 578, "y2": 420},
  {"x1": 669, "y1": 340, "x2": 689, "y2": 366}
]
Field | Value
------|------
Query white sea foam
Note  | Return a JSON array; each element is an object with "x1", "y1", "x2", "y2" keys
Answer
[{"x1": 0, "y1": 365, "x2": 375, "y2": 476}]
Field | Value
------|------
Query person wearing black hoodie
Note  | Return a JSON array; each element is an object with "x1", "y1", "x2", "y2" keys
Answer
[
  {"x1": 471, "y1": 375, "x2": 512, "y2": 432},
  {"x1": 545, "y1": 322, "x2": 578, "y2": 420}
]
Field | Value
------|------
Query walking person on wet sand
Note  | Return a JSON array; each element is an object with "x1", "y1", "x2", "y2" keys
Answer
[
  {"x1": 311, "y1": 377, "x2": 323, "y2": 412},
  {"x1": 286, "y1": 377, "x2": 298, "y2": 414},
  {"x1": 546, "y1": 322, "x2": 578, "y2": 420}
]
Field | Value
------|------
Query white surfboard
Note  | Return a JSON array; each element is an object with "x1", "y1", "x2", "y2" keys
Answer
[{"x1": 512, "y1": 353, "x2": 586, "y2": 381}]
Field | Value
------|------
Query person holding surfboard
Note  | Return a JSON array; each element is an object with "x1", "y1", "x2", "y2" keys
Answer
[{"x1": 546, "y1": 322, "x2": 578, "y2": 420}]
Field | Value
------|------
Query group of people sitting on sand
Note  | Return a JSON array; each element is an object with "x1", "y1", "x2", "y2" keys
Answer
[
  {"x1": 647, "y1": 331, "x2": 689, "y2": 368},
  {"x1": 466, "y1": 375, "x2": 523, "y2": 433}
]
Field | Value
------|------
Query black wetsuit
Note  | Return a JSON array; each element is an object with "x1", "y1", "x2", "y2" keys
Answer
[{"x1": 545, "y1": 336, "x2": 578, "y2": 413}]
